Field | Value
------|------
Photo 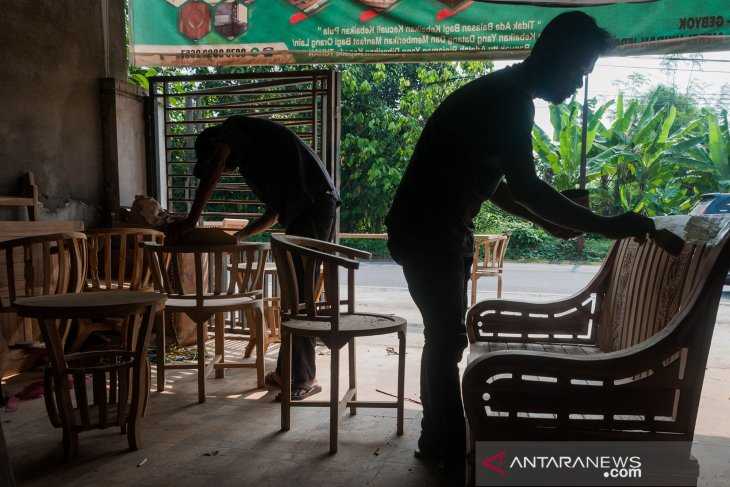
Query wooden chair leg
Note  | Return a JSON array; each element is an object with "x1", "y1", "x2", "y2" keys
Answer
[
  {"x1": 196, "y1": 321, "x2": 206, "y2": 404},
  {"x1": 330, "y1": 346, "x2": 340, "y2": 455},
  {"x1": 243, "y1": 307, "x2": 256, "y2": 359},
  {"x1": 397, "y1": 330, "x2": 406, "y2": 436},
  {"x1": 471, "y1": 274, "x2": 477, "y2": 306},
  {"x1": 128, "y1": 358, "x2": 147, "y2": 451},
  {"x1": 156, "y1": 312, "x2": 166, "y2": 392},
  {"x1": 62, "y1": 429, "x2": 79, "y2": 462},
  {"x1": 281, "y1": 330, "x2": 292, "y2": 432},
  {"x1": 348, "y1": 338, "x2": 356, "y2": 416},
  {"x1": 214, "y1": 313, "x2": 225, "y2": 379},
  {"x1": 254, "y1": 304, "x2": 265, "y2": 389},
  {"x1": 497, "y1": 274, "x2": 503, "y2": 299}
]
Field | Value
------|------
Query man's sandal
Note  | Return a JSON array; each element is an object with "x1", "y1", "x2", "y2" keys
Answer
[{"x1": 275, "y1": 383, "x2": 322, "y2": 401}]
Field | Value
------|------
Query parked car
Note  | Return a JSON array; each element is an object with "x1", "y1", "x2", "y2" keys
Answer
[
  {"x1": 690, "y1": 193, "x2": 730, "y2": 284},
  {"x1": 690, "y1": 193, "x2": 730, "y2": 216}
]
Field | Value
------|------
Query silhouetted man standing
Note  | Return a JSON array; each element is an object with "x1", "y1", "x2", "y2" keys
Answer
[{"x1": 385, "y1": 11, "x2": 654, "y2": 482}]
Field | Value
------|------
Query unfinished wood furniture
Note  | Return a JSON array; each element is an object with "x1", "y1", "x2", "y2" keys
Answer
[
  {"x1": 470, "y1": 234, "x2": 509, "y2": 305},
  {"x1": 271, "y1": 234, "x2": 407, "y2": 454},
  {"x1": 85, "y1": 228, "x2": 165, "y2": 292},
  {"x1": 462, "y1": 216, "x2": 730, "y2": 486},
  {"x1": 0, "y1": 172, "x2": 39, "y2": 221},
  {"x1": 14, "y1": 291, "x2": 164, "y2": 460},
  {"x1": 144, "y1": 241, "x2": 268, "y2": 402},
  {"x1": 0, "y1": 233, "x2": 88, "y2": 345},
  {"x1": 69, "y1": 228, "x2": 166, "y2": 352}
]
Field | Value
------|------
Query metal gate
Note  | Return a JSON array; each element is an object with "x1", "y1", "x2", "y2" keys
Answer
[{"x1": 147, "y1": 70, "x2": 341, "y2": 225}]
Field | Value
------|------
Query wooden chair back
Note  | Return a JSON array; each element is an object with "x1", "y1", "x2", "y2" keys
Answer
[
  {"x1": 0, "y1": 172, "x2": 39, "y2": 221},
  {"x1": 596, "y1": 237, "x2": 711, "y2": 352},
  {"x1": 270, "y1": 235, "x2": 369, "y2": 330},
  {"x1": 473, "y1": 234, "x2": 509, "y2": 275},
  {"x1": 144, "y1": 242, "x2": 268, "y2": 306},
  {"x1": 0, "y1": 233, "x2": 87, "y2": 311},
  {"x1": 85, "y1": 228, "x2": 165, "y2": 292}
]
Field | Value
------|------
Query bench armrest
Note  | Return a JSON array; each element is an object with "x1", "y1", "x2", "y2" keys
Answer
[{"x1": 466, "y1": 291, "x2": 599, "y2": 345}]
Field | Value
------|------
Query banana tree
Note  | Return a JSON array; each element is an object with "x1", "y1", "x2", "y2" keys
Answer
[
  {"x1": 532, "y1": 97, "x2": 613, "y2": 191},
  {"x1": 588, "y1": 91, "x2": 709, "y2": 216}
]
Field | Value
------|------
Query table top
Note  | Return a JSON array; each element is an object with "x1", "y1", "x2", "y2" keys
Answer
[
  {"x1": 14, "y1": 291, "x2": 166, "y2": 319},
  {"x1": 0, "y1": 220, "x2": 84, "y2": 243}
]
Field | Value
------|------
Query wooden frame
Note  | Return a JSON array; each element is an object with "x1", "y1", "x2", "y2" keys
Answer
[
  {"x1": 0, "y1": 172, "x2": 39, "y2": 221},
  {"x1": 271, "y1": 234, "x2": 407, "y2": 454},
  {"x1": 462, "y1": 227, "x2": 730, "y2": 486}
]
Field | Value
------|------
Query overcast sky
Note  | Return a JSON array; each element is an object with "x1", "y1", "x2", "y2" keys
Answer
[{"x1": 493, "y1": 52, "x2": 730, "y2": 132}]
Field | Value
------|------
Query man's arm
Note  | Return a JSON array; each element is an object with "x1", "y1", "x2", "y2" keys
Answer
[
  {"x1": 165, "y1": 144, "x2": 230, "y2": 240},
  {"x1": 497, "y1": 97, "x2": 653, "y2": 239},
  {"x1": 236, "y1": 207, "x2": 278, "y2": 239},
  {"x1": 490, "y1": 180, "x2": 581, "y2": 239},
  {"x1": 502, "y1": 162, "x2": 653, "y2": 239},
  {"x1": 185, "y1": 145, "x2": 230, "y2": 226}
]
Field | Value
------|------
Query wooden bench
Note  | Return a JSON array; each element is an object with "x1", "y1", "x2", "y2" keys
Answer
[{"x1": 462, "y1": 216, "x2": 730, "y2": 486}]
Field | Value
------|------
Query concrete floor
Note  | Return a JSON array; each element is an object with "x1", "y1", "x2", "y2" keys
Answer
[{"x1": 3, "y1": 263, "x2": 730, "y2": 486}]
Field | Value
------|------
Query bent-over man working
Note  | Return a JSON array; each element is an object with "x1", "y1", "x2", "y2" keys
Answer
[
  {"x1": 385, "y1": 11, "x2": 655, "y2": 482},
  {"x1": 172, "y1": 115, "x2": 339, "y2": 400}
]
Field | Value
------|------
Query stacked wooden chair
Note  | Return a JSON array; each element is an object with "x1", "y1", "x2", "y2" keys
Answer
[{"x1": 462, "y1": 216, "x2": 730, "y2": 486}]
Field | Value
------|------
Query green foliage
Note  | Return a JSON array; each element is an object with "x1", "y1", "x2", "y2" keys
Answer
[{"x1": 339, "y1": 62, "x2": 492, "y2": 232}]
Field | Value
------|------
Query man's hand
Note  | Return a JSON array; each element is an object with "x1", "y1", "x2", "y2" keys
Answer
[
  {"x1": 234, "y1": 227, "x2": 252, "y2": 241},
  {"x1": 601, "y1": 212, "x2": 655, "y2": 240},
  {"x1": 165, "y1": 217, "x2": 195, "y2": 244}
]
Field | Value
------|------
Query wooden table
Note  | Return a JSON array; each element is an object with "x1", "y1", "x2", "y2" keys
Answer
[{"x1": 14, "y1": 291, "x2": 165, "y2": 459}]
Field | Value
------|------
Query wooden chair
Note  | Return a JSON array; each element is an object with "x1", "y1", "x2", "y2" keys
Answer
[
  {"x1": 0, "y1": 172, "x2": 39, "y2": 221},
  {"x1": 0, "y1": 232, "x2": 87, "y2": 345},
  {"x1": 470, "y1": 234, "x2": 509, "y2": 306},
  {"x1": 462, "y1": 216, "x2": 730, "y2": 486},
  {"x1": 271, "y1": 234, "x2": 407, "y2": 454},
  {"x1": 14, "y1": 291, "x2": 164, "y2": 460},
  {"x1": 70, "y1": 228, "x2": 165, "y2": 352},
  {"x1": 144, "y1": 241, "x2": 268, "y2": 402}
]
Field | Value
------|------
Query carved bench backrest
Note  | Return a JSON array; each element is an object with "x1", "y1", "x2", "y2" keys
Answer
[{"x1": 597, "y1": 238, "x2": 709, "y2": 352}]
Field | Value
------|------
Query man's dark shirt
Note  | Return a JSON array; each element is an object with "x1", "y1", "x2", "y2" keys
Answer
[
  {"x1": 218, "y1": 116, "x2": 339, "y2": 228},
  {"x1": 385, "y1": 64, "x2": 535, "y2": 257}
]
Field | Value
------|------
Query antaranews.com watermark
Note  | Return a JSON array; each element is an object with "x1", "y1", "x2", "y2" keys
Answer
[{"x1": 475, "y1": 441, "x2": 696, "y2": 486}]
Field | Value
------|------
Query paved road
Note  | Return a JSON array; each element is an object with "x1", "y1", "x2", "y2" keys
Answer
[{"x1": 356, "y1": 260, "x2": 600, "y2": 298}]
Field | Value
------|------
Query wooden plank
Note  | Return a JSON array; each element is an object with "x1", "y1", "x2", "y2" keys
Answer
[
  {"x1": 0, "y1": 196, "x2": 34, "y2": 207},
  {"x1": 0, "y1": 221, "x2": 84, "y2": 242}
]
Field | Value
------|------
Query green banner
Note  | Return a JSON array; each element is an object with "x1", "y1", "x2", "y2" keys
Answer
[{"x1": 130, "y1": 0, "x2": 730, "y2": 65}]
